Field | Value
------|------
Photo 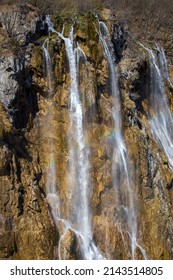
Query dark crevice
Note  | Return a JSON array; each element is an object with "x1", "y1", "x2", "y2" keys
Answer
[
  {"x1": 166, "y1": 179, "x2": 173, "y2": 190},
  {"x1": 129, "y1": 60, "x2": 149, "y2": 113},
  {"x1": 4, "y1": 131, "x2": 32, "y2": 162},
  {"x1": 112, "y1": 23, "x2": 129, "y2": 63},
  {"x1": 17, "y1": 186, "x2": 25, "y2": 216}
]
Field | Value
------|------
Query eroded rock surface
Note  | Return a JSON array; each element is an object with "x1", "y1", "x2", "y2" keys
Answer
[{"x1": 0, "y1": 5, "x2": 173, "y2": 259}]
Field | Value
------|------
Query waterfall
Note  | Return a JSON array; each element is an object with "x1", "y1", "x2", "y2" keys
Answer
[
  {"x1": 45, "y1": 16, "x2": 102, "y2": 260},
  {"x1": 58, "y1": 27, "x2": 102, "y2": 260},
  {"x1": 99, "y1": 21, "x2": 147, "y2": 259},
  {"x1": 156, "y1": 45, "x2": 173, "y2": 88},
  {"x1": 42, "y1": 38, "x2": 60, "y2": 228},
  {"x1": 42, "y1": 38, "x2": 54, "y2": 95},
  {"x1": 146, "y1": 46, "x2": 173, "y2": 169}
]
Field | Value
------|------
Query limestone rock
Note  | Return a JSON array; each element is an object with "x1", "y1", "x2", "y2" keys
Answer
[{"x1": 0, "y1": 4, "x2": 173, "y2": 260}]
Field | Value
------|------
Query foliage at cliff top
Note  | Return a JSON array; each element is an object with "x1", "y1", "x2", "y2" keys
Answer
[
  {"x1": 0, "y1": 0, "x2": 173, "y2": 16},
  {"x1": 1, "y1": 0, "x2": 173, "y2": 60}
]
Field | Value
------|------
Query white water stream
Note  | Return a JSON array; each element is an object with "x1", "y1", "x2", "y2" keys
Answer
[
  {"x1": 144, "y1": 45, "x2": 173, "y2": 170},
  {"x1": 99, "y1": 21, "x2": 147, "y2": 259},
  {"x1": 45, "y1": 15, "x2": 102, "y2": 260},
  {"x1": 42, "y1": 38, "x2": 60, "y2": 221}
]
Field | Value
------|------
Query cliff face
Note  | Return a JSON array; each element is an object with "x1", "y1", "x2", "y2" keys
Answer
[
  {"x1": 0, "y1": 4, "x2": 57, "y2": 260},
  {"x1": 0, "y1": 5, "x2": 173, "y2": 260}
]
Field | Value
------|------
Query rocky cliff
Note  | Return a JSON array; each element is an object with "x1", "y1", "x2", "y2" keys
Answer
[{"x1": 0, "y1": 4, "x2": 173, "y2": 260}]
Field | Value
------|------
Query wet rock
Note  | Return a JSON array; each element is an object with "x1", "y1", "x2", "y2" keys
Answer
[
  {"x1": 57, "y1": 225, "x2": 78, "y2": 260},
  {"x1": 0, "y1": 215, "x2": 16, "y2": 259},
  {"x1": 112, "y1": 23, "x2": 129, "y2": 62},
  {"x1": 0, "y1": 145, "x2": 11, "y2": 176},
  {"x1": 0, "y1": 5, "x2": 173, "y2": 260}
]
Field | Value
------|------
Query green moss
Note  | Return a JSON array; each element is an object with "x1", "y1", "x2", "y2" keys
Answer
[
  {"x1": 74, "y1": 13, "x2": 100, "y2": 63},
  {"x1": 75, "y1": 13, "x2": 98, "y2": 37},
  {"x1": 44, "y1": 12, "x2": 101, "y2": 86},
  {"x1": 52, "y1": 13, "x2": 73, "y2": 36},
  {"x1": 52, "y1": 12, "x2": 99, "y2": 43}
]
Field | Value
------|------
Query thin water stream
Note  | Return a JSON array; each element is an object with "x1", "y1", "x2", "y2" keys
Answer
[
  {"x1": 143, "y1": 45, "x2": 173, "y2": 170},
  {"x1": 99, "y1": 21, "x2": 147, "y2": 259}
]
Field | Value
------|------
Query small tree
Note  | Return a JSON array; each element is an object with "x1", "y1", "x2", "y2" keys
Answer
[
  {"x1": 0, "y1": 9, "x2": 22, "y2": 53},
  {"x1": 0, "y1": 11, "x2": 18, "y2": 38}
]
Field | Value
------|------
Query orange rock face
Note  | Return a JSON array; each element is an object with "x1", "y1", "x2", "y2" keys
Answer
[{"x1": 0, "y1": 5, "x2": 173, "y2": 260}]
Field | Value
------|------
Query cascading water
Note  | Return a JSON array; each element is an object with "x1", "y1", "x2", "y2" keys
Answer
[
  {"x1": 156, "y1": 45, "x2": 173, "y2": 88},
  {"x1": 42, "y1": 39, "x2": 54, "y2": 95},
  {"x1": 42, "y1": 38, "x2": 60, "y2": 223},
  {"x1": 99, "y1": 21, "x2": 147, "y2": 259},
  {"x1": 45, "y1": 15, "x2": 102, "y2": 260},
  {"x1": 146, "y1": 46, "x2": 173, "y2": 170},
  {"x1": 58, "y1": 27, "x2": 102, "y2": 260}
]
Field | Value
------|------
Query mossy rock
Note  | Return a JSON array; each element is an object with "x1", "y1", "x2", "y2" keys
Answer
[
  {"x1": 74, "y1": 14, "x2": 100, "y2": 63},
  {"x1": 52, "y1": 14, "x2": 73, "y2": 37}
]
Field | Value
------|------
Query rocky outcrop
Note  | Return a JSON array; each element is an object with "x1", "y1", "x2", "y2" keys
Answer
[
  {"x1": 0, "y1": 56, "x2": 24, "y2": 107},
  {"x1": 0, "y1": 4, "x2": 43, "y2": 46},
  {"x1": 0, "y1": 5, "x2": 173, "y2": 260},
  {"x1": 0, "y1": 4, "x2": 57, "y2": 260}
]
